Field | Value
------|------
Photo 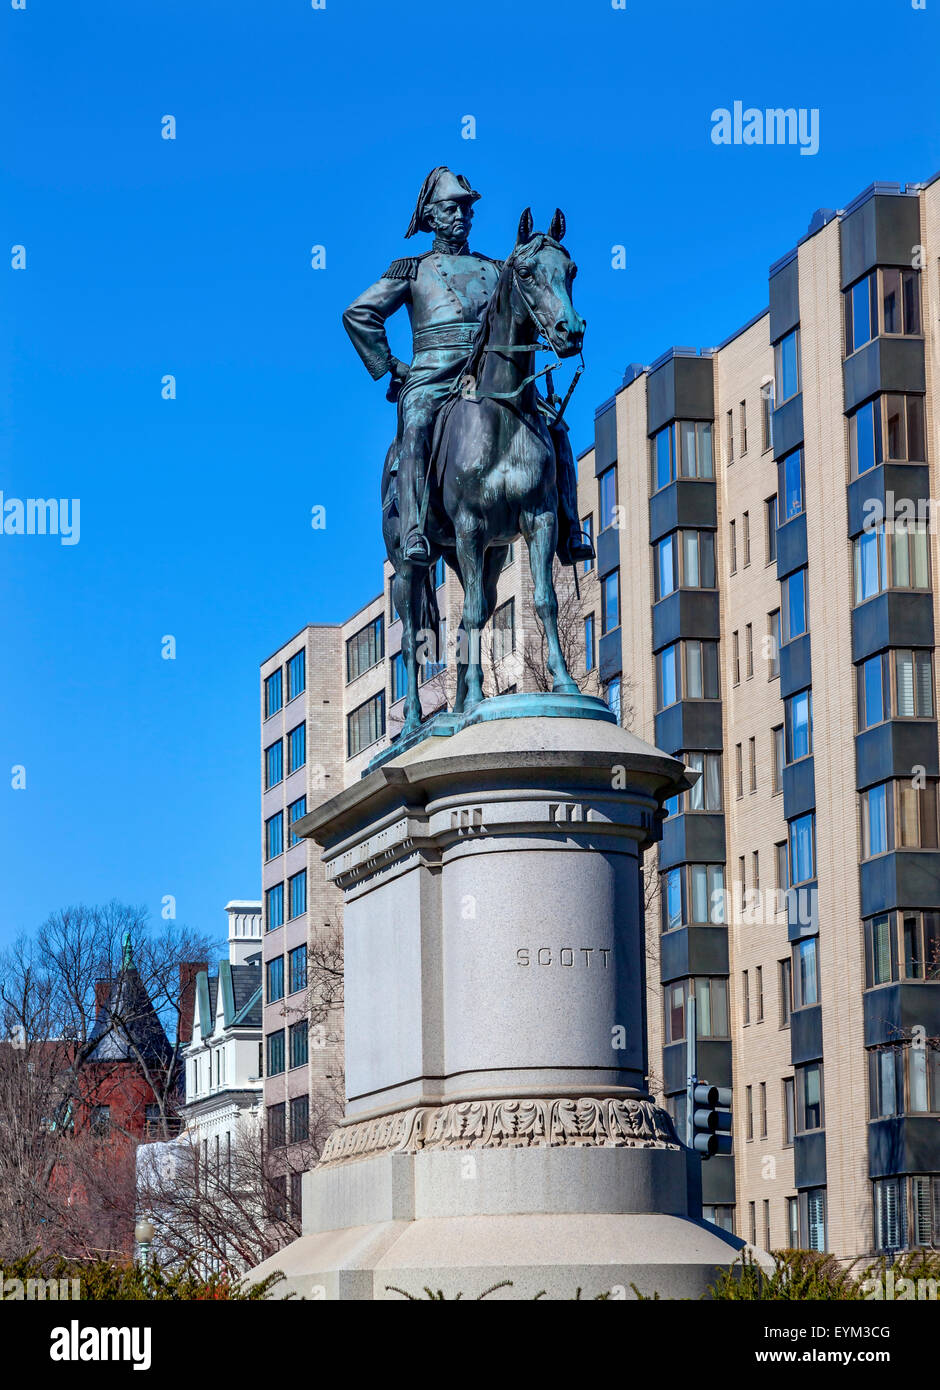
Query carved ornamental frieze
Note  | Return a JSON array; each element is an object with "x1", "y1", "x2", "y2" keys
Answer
[{"x1": 319, "y1": 1095, "x2": 680, "y2": 1166}]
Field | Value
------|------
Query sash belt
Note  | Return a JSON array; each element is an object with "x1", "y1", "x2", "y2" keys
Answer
[{"x1": 412, "y1": 322, "x2": 480, "y2": 352}]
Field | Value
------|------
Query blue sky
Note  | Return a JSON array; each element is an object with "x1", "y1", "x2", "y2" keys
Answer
[{"x1": 1, "y1": 0, "x2": 937, "y2": 947}]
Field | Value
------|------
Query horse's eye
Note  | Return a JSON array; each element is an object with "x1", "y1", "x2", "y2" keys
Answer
[{"x1": 518, "y1": 266, "x2": 533, "y2": 278}]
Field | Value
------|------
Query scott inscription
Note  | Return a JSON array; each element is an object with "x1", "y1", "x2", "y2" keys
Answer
[{"x1": 516, "y1": 947, "x2": 611, "y2": 968}]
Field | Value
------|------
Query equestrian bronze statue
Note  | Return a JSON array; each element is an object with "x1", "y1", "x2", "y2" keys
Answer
[{"x1": 343, "y1": 167, "x2": 592, "y2": 739}]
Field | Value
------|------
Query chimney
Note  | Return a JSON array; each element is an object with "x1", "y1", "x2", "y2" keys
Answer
[
  {"x1": 178, "y1": 961, "x2": 207, "y2": 1046},
  {"x1": 94, "y1": 978, "x2": 112, "y2": 1015}
]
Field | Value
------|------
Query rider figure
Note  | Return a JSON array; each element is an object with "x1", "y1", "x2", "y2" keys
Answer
[{"x1": 342, "y1": 167, "x2": 595, "y2": 567}]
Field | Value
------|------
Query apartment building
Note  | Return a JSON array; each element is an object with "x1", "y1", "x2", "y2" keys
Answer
[
  {"x1": 258, "y1": 550, "x2": 542, "y2": 1198},
  {"x1": 575, "y1": 175, "x2": 940, "y2": 1259}
]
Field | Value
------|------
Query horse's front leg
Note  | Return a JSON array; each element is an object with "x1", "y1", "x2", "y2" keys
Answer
[
  {"x1": 394, "y1": 565, "x2": 423, "y2": 736},
  {"x1": 522, "y1": 510, "x2": 579, "y2": 695},
  {"x1": 454, "y1": 526, "x2": 487, "y2": 708}
]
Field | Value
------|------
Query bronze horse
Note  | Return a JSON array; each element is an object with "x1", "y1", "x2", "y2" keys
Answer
[{"x1": 382, "y1": 208, "x2": 585, "y2": 737}]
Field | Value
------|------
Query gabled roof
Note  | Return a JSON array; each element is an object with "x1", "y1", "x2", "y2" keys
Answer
[{"x1": 193, "y1": 954, "x2": 261, "y2": 1040}]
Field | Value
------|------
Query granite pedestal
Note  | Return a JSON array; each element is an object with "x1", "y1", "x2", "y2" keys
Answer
[{"x1": 250, "y1": 697, "x2": 755, "y2": 1299}]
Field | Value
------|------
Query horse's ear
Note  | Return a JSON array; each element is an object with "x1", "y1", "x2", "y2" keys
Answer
[
  {"x1": 549, "y1": 207, "x2": 566, "y2": 242},
  {"x1": 516, "y1": 207, "x2": 534, "y2": 245}
]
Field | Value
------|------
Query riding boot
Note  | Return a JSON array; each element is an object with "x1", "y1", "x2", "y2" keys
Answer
[
  {"x1": 399, "y1": 449, "x2": 432, "y2": 564},
  {"x1": 551, "y1": 421, "x2": 596, "y2": 566}
]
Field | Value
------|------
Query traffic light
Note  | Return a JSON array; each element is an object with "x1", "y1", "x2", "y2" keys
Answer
[{"x1": 689, "y1": 1081, "x2": 732, "y2": 1158}]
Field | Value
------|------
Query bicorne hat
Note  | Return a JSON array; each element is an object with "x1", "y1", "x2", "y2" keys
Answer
[{"x1": 405, "y1": 166, "x2": 481, "y2": 238}]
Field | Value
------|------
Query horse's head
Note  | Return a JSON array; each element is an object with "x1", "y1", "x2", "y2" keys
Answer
[{"x1": 509, "y1": 207, "x2": 585, "y2": 358}]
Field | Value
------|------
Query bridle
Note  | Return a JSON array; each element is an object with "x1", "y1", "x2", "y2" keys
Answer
[{"x1": 463, "y1": 240, "x2": 585, "y2": 410}]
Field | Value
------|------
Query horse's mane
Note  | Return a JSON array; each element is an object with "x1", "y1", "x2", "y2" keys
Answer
[{"x1": 462, "y1": 232, "x2": 562, "y2": 383}]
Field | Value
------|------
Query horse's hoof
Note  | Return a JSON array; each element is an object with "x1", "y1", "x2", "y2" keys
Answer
[{"x1": 552, "y1": 679, "x2": 580, "y2": 696}]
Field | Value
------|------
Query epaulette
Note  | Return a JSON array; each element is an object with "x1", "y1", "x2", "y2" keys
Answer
[
  {"x1": 478, "y1": 254, "x2": 505, "y2": 270},
  {"x1": 382, "y1": 255, "x2": 424, "y2": 280}
]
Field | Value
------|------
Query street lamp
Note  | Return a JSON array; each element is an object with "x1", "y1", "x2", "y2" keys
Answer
[{"x1": 134, "y1": 1217, "x2": 155, "y2": 1265}]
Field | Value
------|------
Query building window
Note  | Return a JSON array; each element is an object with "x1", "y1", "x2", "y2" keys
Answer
[
  {"x1": 601, "y1": 570, "x2": 620, "y2": 634},
  {"x1": 845, "y1": 267, "x2": 921, "y2": 355},
  {"x1": 743, "y1": 510, "x2": 751, "y2": 566},
  {"x1": 735, "y1": 742, "x2": 743, "y2": 799},
  {"x1": 786, "y1": 1195, "x2": 800, "y2": 1247},
  {"x1": 288, "y1": 722, "x2": 306, "y2": 774},
  {"x1": 656, "y1": 640, "x2": 720, "y2": 709},
  {"x1": 289, "y1": 1022, "x2": 309, "y2": 1071},
  {"x1": 491, "y1": 600, "x2": 515, "y2": 664},
  {"x1": 654, "y1": 530, "x2": 717, "y2": 599},
  {"x1": 774, "y1": 328, "x2": 801, "y2": 405},
  {"x1": 267, "y1": 1102, "x2": 286, "y2": 1148},
  {"x1": 684, "y1": 751, "x2": 722, "y2": 811},
  {"x1": 854, "y1": 521, "x2": 930, "y2": 604},
  {"x1": 779, "y1": 448, "x2": 804, "y2": 522},
  {"x1": 288, "y1": 944, "x2": 307, "y2": 994},
  {"x1": 783, "y1": 1077, "x2": 796, "y2": 1145},
  {"x1": 850, "y1": 394, "x2": 925, "y2": 477},
  {"x1": 761, "y1": 380, "x2": 774, "y2": 452},
  {"x1": 726, "y1": 409, "x2": 734, "y2": 464},
  {"x1": 432, "y1": 555, "x2": 446, "y2": 588},
  {"x1": 745, "y1": 624, "x2": 754, "y2": 680},
  {"x1": 265, "y1": 740, "x2": 283, "y2": 789},
  {"x1": 779, "y1": 957, "x2": 793, "y2": 1028},
  {"x1": 763, "y1": 1199, "x2": 771, "y2": 1249},
  {"x1": 346, "y1": 616, "x2": 385, "y2": 683},
  {"x1": 421, "y1": 618, "x2": 447, "y2": 681},
  {"x1": 732, "y1": 630, "x2": 740, "y2": 686},
  {"x1": 664, "y1": 977, "x2": 730, "y2": 1044},
  {"x1": 764, "y1": 611, "x2": 780, "y2": 682},
  {"x1": 781, "y1": 567, "x2": 808, "y2": 643},
  {"x1": 90, "y1": 1104, "x2": 111, "y2": 1135},
  {"x1": 729, "y1": 518, "x2": 737, "y2": 574},
  {"x1": 598, "y1": 466, "x2": 618, "y2": 529},
  {"x1": 289, "y1": 1171, "x2": 303, "y2": 1219},
  {"x1": 605, "y1": 677, "x2": 621, "y2": 722},
  {"x1": 574, "y1": 516, "x2": 592, "y2": 579},
  {"x1": 290, "y1": 1094, "x2": 309, "y2": 1142},
  {"x1": 264, "y1": 668, "x2": 283, "y2": 718},
  {"x1": 864, "y1": 910, "x2": 940, "y2": 986},
  {"x1": 759, "y1": 1080, "x2": 767, "y2": 1136},
  {"x1": 288, "y1": 796, "x2": 307, "y2": 846},
  {"x1": 784, "y1": 689, "x2": 812, "y2": 763},
  {"x1": 584, "y1": 614, "x2": 595, "y2": 673},
  {"x1": 775, "y1": 840, "x2": 788, "y2": 891},
  {"x1": 788, "y1": 812, "x2": 816, "y2": 884},
  {"x1": 288, "y1": 869, "x2": 307, "y2": 920},
  {"x1": 793, "y1": 937, "x2": 820, "y2": 1008},
  {"x1": 678, "y1": 420, "x2": 714, "y2": 480},
  {"x1": 739, "y1": 400, "x2": 747, "y2": 455},
  {"x1": 748, "y1": 736, "x2": 757, "y2": 792},
  {"x1": 860, "y1": 779, "x2": 939, "y2": 859},
  {"x1": 857, "y1": 650, "x2": 934, "y2": 731},
  {"x1": 742, "y1": 971, "x2": 751, "y2": 1026},
  {"x1": 765, "y1": 496, "x2": 778, "y2": 563},
  {"x1": 347, "y1": 692, "x2": 385, "y2": 758},
  {"x1": 795, "y1": 1063, "x2": 824, "y2": 1133},
  {"x1": 391, "y1": 650, "x2": 407, "y2": 703},
  {"x1": 266, "y1": 1032, "x2": 286, "y2": 1078},
  {"x1": 883, "y1": 393, "x2": 925, "y2": 463},
  {"x1": 745, "y1": 1085, "x2": 754, "y2": 1139},
  {"x1": 287, "y1": 650, "x2": 305, "y2": 702},
  {"x1": 265, "y1": 882, "x2": 284, "y2": 932},
  {"x1": 651, "y1": 421, "x2": 713, "y2": 491},
  {"x1": 660, "y1": 863, "x2": 726, "y2": 931},
  {"x1": 266, "y1": 956, "x2": 284, "y2": 1004},
  {"x1": 874, "y1": 1175, "x2": 940, "y2": 1254},
  {"x1": 869, "y1": 1044, "x2": 940, "y2": 1119},
  {"x1": 704, "y1": 1205, "x2": 736, "y2": 1234},
  {"x1": 265, "y1": 812, "x2": 283, "y2": 861}
]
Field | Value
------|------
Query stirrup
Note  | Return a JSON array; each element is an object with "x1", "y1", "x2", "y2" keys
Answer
[
  {"x1": 565, "y1": 529, "x2": 595, "y2": 562},
  {"x1": 403, "y1": 530, "x2": 432, "y2": 564}
]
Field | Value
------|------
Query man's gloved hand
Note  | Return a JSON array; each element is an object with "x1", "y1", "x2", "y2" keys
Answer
[{"x1": 385, "y1": 357, "x2": 410, "y2": 403}]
